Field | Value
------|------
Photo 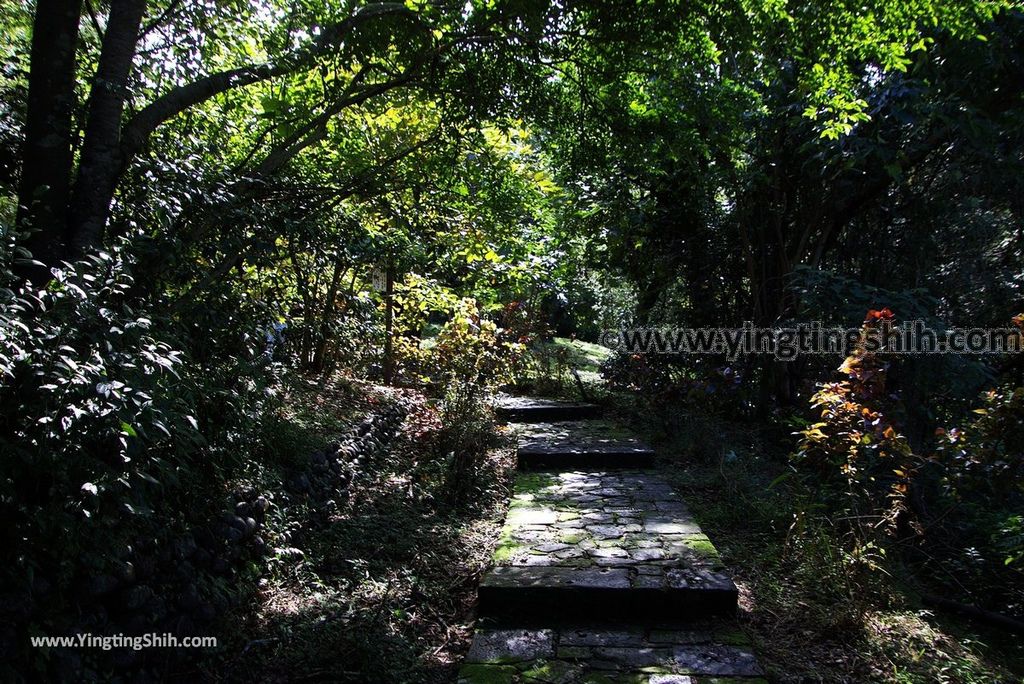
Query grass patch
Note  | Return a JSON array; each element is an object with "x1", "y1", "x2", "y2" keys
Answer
[
  {"x1": 510, "y1": 337, "x2": 613, "y2": 400},
  {"x1": 516, "y1": 472, "x2": 556, "y2": 494},
  {"x1": 545, "y1": 337, "x2": 612, "y2": 374}
]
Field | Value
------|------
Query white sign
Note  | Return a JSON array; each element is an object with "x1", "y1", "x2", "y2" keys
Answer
[{"x1": 371, "y1": 267, "x2": 387, "y2": 292}]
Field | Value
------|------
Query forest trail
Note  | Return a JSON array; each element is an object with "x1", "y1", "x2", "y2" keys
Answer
[{"x1": 458, "y1": 398, "x2": 765, "y2": 683}]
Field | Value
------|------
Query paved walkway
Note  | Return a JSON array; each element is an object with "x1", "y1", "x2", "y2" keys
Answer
[{"x1": 458, "y1": 397, "x2": 764, "y2": 684}]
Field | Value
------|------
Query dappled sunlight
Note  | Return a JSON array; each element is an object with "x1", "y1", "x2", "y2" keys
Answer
[{"x1": 2, "y1": 0, "x2": 1022, "y2": 680}]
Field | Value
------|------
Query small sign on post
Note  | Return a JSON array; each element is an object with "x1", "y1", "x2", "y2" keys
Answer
[{"x1": 371, "y1": 267, "x2": 387, "y2": 292}]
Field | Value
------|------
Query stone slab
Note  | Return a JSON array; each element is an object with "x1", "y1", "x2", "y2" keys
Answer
[
  {"x1": 479, "y1": 471, "x2": 737, "y2": 621},
  {"x1": 495, "y1": 396, "x2": 602, "y2": 423},
  {"x1": 514, "y1": 422, "x2": 656, "y2": 470},
  {"x1": 459, "y1": 623, "x2": 764, "y2": 683}
]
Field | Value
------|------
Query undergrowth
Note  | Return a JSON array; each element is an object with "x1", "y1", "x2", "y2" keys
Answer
[
  {"x1": 199, "y1": 372, "x2": 516, "y2": 683},
  {"x1": 631, "y1": 403, "x2": 1024, "y2": 683}
]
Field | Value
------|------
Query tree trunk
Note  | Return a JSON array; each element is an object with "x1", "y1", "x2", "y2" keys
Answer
[
  {"x1": 14, "y1": 0, "x2": 83, "y2": 283},
  {"x1": 383, "y1": 260, "x2": 395, "y2": 385},
  {"x1": 67, "y1": 0, "x2": 147, "y2": 253},
  {"x1": 311, "y1": 258, "x2": 346, "y2": 372}
]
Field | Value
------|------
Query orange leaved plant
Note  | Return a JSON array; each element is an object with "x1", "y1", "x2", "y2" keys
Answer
[{"x1": 794, "y1": 309, "x2": 918, "y2": 541}]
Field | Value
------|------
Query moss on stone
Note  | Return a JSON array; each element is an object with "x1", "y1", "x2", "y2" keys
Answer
[
  {"x1": 492, "y1": 527, "x2": 523, "y2": 563},
  {"x1": 520, "y1": 659, "x2": 578, "y2": 682},
  {"x1": 516, "y1": 473, "x2": 555, "y2": 494},
  {"x1": 492, "y1": 546, "x2": 514, "y2": 563},
  {"x1": 458, "y1": 664, "x2": 518, "y2": 684},
  {"x1": 560, "y1": 531, "x2": 585, "y2": 544},
  {"x1": 683, "y1": 537, "x2": 719, "y2": 558},
  {"x1": 576, "y1": 673, "x2": 616, "y2": 684}
]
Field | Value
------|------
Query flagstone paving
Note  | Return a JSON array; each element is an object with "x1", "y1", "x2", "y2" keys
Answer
[
  {"x1": 479, "y1": 471, "x2": 736, "y2": 619},
  {"x1": 461, "y1": 623, "x2": 765, "y2": 683},
  {"x1": 462, "y1": 398, "x2": 762, "y2": 683},
  {"x1": 513, "y1": 422, "x2": 655, "y2": 470}
]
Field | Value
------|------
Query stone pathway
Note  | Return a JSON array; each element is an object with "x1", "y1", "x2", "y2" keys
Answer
[
  {"x1": 513, "y1": 422, "x2": 654, "y2": 470},
  {"x1": 495, "y1": 396, "x2": 603, "y2": 422},
  {"x1": 459, "y1": 397, "x2": 764, "y2": 684}
]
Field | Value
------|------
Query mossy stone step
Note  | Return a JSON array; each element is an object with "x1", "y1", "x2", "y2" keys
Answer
[
  {"x1": 479, "y1": 471, "x2": 737, "y2": 621},
  {"x1": 467, "y1": 399, "x2": 761, "y2": 681},
  {"x1": 478, "y1": 566, "x2": 737, "y2": 620},
  {"x1": 513, "y1": 422, "x2": 655, "y2": 470},
  {"x1": 458, "y1": 623, "x2": 764, "y2": 683},
  {"x1": 495, "y1": 396, "x2": 603, "y2": 423}
]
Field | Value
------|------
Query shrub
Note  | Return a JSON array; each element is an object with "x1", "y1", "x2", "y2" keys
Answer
[
  {"x1": 427, "y1": 298, "x2": 523, "y2": 503},
  {"x1": 601, "y1": 351, "x2": 748, "y2": 418},
  {"x1": 936, "y1": 385, "x2": 1024, "y2": 504},
  {"x1": 930, "y1": 314, "x2": 1024, "y2": 595},
  {"x1": 791, "y1": 309, "x2": 920, "y2": 588},
  {"x1": 0, "y1": 250, "x2": 273, "y2": 675}
]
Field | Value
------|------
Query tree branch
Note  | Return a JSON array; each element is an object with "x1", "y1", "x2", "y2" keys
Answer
[
  {"x1": 120, "y1": 2, "x2": 418, "y2": 158},
  {"x1": 140, "y1": 0, "x2": 183, "y2": 37}
]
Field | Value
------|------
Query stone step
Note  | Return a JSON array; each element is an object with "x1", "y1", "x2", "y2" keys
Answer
[
  {"x1": 478, "y1": 471, "x2": 738, "y2": 623},
  {"x1": 513, "y1": 421, "x2": 656, "y2": 470},
  {"x1": 517, "y1": 442, "x2": 656, "y2": 470},
  {"x1": 495, "y1": 396, "x2": 602, "y2": 422},
  {"x1": 459, "y1": 622, "x2": 765, "y2": 683},
  {"x1": 466, "y1": 399, "x2": 762, "y2": 681},
  {"x1": 478, "y1": 566, "x2": 737, "y2": 620}
]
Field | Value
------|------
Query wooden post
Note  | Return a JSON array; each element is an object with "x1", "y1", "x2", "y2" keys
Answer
[{"x1": 383, "y1": 258, "x2": 395, "y2": 386}]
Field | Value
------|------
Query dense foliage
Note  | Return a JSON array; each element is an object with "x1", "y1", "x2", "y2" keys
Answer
[{"x1": 1, "y1": 0, "x2": 1022, "y2": 680}]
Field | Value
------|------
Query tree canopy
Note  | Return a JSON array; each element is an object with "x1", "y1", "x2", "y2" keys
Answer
[{"x1": 1, "y1": 0, "x2": 1022, "y2": 680}]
